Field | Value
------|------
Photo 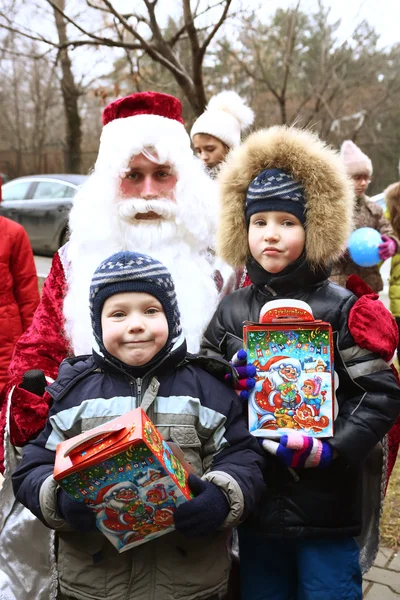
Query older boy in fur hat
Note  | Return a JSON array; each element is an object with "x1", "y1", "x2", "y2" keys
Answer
[
  {"x1": 12, "y1": 251, "x2": 265, "y2": 600},
  {"x1": 201, "y1": 126, "x2": 400, "y2": 600}
]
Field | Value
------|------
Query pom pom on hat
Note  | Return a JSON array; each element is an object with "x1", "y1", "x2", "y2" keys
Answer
[
  {"x1": 340, "y1": 140, "x2": 373, "y2": 177},
  {"x1": 190, "y1": 91, "x2": 254, "y2": 148},
  {"x1": 102, "y1": 91, "x2": 184, "y2": 126},
  {"x1": 207, "y1": 91, "x2": 254, "y2": 130}
]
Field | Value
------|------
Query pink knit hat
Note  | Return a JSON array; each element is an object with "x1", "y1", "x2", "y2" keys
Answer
[{"x1": 340, "y1": 140, "x2": 373, "y2": 177}]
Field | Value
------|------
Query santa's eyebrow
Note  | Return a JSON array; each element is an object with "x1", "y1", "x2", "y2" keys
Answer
[{"x1": 156, "y1": 164, "x2": 173, "y2": 170}]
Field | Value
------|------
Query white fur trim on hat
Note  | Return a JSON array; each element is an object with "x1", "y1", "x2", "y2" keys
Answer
[
  {"x1": 190, "y1": 91, "x2": 254, "y2": 149},
  {"x1": 340, "y1": 140, "x2": 373, "y2": 177},
  {"x1": 95, "y1": 114, "x2": 191, "y2": 177}
]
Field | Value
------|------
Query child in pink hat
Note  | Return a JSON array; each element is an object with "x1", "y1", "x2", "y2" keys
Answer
[{"x1": 330, "y1": 140, "x2": 398, "y2": 292}]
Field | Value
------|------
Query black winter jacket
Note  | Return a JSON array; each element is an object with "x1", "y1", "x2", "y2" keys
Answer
[{"x1": 201, "y1": 257, "x2": 400, "y2": 539}]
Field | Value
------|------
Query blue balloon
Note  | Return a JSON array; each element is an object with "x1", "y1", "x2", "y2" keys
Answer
[{"x1": 348, "y1": 227, "x2": 382, "y2": 267}]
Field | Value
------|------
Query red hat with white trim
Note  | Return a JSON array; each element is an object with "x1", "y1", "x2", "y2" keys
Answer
[
  {"x1": 95, "y1": 91, "x2": 192, "y2": 176},
  {"x1": 263, "y1": 355, "x2": 301, "y2": 373}
]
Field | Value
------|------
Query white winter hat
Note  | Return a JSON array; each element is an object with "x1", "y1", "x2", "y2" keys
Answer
[
  {"x1": 190, "y1": 91, "x2": 254, "y2": 149},
  {"x1": 340, "y1": 140, "x2": 373, "y2": 177}
]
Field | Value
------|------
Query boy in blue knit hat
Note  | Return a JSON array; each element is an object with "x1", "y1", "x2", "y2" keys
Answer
[
  {"x1": 201, "y1": 126, "x2": 400, "y2": 600},
  {"x1": 12, "y1": 251, "x2": 265, "y2": 600}
]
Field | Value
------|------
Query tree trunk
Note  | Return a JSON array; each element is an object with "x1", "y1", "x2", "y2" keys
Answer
[{"x1": 52, "y1": 0, "x2": 82, "y2": 173}]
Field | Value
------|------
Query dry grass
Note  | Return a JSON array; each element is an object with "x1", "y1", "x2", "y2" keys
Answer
[
  {"x1": 380, "y1": 358, "x2": 400, "y2": 549},
  {"x1": 381, "y1": 450, "x2": 400, "y2": 550}
]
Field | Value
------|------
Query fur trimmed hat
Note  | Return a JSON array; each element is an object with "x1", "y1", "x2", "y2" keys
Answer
[
  {"x1": 190, "y1": 91, "x2": 254, "y2": 149},
  {"x1": 340, "y1": 140, "x2": 373, "y2": 177},
  {"x1": 95, "y1": 91, "x2": 191, "y2": 177},
  {"x1": 217, "y1": 126, "x2": 354, "y2": 269}
]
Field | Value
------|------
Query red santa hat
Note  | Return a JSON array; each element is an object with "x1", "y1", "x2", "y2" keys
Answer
[
  {"x1": 264, "y1": 355, "x2": 301, "y2": 374},
  {"x1": 95, "y1": 91, "x2": 192, "y2": 177}
]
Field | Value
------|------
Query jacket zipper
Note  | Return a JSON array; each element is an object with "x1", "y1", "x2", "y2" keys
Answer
[
  {"x1": 136, "y1": 377, "x2": 142, "y2": 404},
  {"x1": 128, "y1": 377, "x2": 143, "y2": 407}
]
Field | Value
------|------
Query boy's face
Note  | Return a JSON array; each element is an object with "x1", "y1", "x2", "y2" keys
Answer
[
  {"x1": 248, "y1": 211, "x2": 305, "y2": 274},
  {"x1": 101, "y1": 292, "x2": 169, "y2": 366}
]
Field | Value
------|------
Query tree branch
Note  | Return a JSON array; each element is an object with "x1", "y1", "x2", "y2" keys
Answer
[{"x1": 200, "y1": 0, "x2": 232, "y2": 59}]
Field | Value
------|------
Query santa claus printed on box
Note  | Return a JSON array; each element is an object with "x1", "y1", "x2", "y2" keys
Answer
[{"x1": 0, "y1": 91, "x2": 220, "y2": 599}]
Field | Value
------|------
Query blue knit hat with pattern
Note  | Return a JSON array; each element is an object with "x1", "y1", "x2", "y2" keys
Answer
[
  {"x1": 245, "y1": 168, "x2": 306, "y2": 226},
  {"x1": 89, "y1": 251, "x2": 182, "y2": 358}
]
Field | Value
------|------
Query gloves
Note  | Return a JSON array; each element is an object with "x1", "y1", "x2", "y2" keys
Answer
[
  {"x1": 19, "y1": 370, "x2": 47, "y2": 396},
  {"x1": 346, "y1": 274, "x2": 398, "y2": 363},
  {"x1": 225, "y1": 349, "x2": 256, "y2": 401},
  {"x1": 57, "y1": 488, "x2": 97, "y2": 532},
  {"x1": 261, "y1": 433, "x2": 333, "y2": 468},
  {"x1": 378, "y1": 235, "x2": 397, "y2": 261},
  {"x1": 174, "y1": 474, "x2": 230, "y2": 537}
]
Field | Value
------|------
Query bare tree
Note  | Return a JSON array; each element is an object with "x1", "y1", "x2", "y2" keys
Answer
[
  {"x1": 52, "y1": 0, "x2": 82, "y2": 172},
  {"x1": 0, "y1": 42, "x2": 62, "y2": 176},
  {"x1": 0, "y1": 0, "x2": 234, "y2": 116}
]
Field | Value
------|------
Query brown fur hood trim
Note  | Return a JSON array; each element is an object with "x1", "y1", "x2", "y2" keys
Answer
[
  {"x1": 216, "y1": 126, "x2": 354, "y2": 268},
  {"x1": 385, "y1": 181, "x2": 400, "y2": 209}
]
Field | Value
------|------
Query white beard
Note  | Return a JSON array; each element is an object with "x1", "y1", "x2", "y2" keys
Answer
[{"x1": 63, "y1": 177, "x2": 218, "y2": 356}]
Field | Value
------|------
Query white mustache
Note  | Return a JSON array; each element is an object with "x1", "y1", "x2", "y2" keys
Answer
[{"x1": 117, "y1": 198, "x2": 179, "y2": 220}]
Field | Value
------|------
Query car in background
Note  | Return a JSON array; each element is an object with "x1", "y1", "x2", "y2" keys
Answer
[
  {"x1": 370, "y1": 192, "x2": 386, "y2": 210},
  {"x1": 0, "y1": 174, "x2": 88, "y2": 255}
]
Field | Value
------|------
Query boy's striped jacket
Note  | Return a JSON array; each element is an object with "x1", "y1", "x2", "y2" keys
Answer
[{"x1": 12, "y1": 340, "x2": 265, "y2": 600}]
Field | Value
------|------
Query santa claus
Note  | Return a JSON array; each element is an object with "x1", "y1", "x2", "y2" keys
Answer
[
  {"x1": 0, "y1": 91, "x2": 219, "y2": 466},
  {"x1": 252, "y1": 355, "x2": 302, "y2": 429},
  {"x1": 0, "y1": 91, "x2": 219, "y2": 599}
]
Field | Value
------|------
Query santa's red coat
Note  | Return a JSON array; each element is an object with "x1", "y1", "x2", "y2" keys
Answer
[{"x1": 0, "y1": 251, "x2": 69, "y2": 469}]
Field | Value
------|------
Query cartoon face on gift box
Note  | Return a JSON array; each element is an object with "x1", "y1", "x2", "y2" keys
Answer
[{"x1": 154, "y1": 507, "x2": 175, "y2": 528}]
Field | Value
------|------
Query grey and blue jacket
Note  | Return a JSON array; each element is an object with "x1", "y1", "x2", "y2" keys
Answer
[{"x1": 12, "y1": 338, "x2": 265, "y2": 600}]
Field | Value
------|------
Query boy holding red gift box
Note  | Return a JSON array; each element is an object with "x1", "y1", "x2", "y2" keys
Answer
[
  {"x1": 201, "y1": 126, "x2": 400, "y2": 599},
  {"x1": 12, "y1": 251, "x2": 265, "y2": 600}
]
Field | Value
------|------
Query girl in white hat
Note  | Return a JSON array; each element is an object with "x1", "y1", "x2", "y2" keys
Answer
[{"x1": 191, "y1": 91, "x2": 254, "y2": 179}]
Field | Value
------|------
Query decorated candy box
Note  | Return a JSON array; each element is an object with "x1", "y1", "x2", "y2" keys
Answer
[
  {"x1": 54, "y1": 408, "x2": 193, "y2": 552},
  {"x1": 244, "y1": 299, "x2": 335, "y2": 439}
]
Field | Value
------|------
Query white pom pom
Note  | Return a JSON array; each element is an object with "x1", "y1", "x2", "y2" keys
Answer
[{"x1": 207, "y1": 91, "x2": 254, "y2": 131}]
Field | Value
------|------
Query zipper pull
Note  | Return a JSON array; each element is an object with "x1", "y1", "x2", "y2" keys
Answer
[{"x1": 136, "y1": 378, "x2": 142, "y2": 400}]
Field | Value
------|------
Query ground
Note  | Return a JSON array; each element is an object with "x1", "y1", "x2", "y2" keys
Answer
[{"x1": 381, "y1": 452, "x2": 400, "y2": 551}]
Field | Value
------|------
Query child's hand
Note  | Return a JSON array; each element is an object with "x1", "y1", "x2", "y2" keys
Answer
[
  {"x1": 378, "y1": 235, "x2": 397, "y2": 261},
  {"x1": 260, "y1": 433, "x2": 333, "y2": 468},
  {"x1": 19, "y1": 369, "x2": 47, "y2": 396},
  {"x1": 57, "y1": 489, "x2": 97, "y2": 532},
  {"x1": 173, "y1": 474, "x2": 230, "y2": 537},
  {"x1": 225, "y1": 349, "x2": 256, "y2": 401}
]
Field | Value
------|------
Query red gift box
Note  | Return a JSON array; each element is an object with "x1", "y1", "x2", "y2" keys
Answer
[
  {"x1": 54, "y1": 408, "x2": 193, "y2": 552},
  {"x1": 244, "y1": 300, "x2": 335, "y2": 438}
]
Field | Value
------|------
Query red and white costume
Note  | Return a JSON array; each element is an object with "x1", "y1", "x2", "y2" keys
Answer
[
  {"x1": 0, "y1": 92, "x2": 219, "y2": 468},
  {"x1": 0, "y1": 92, "x2": 220, "y2": 599}
]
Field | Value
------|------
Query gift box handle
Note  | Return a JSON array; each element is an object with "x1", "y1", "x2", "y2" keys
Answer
[{"x1": 64, "y1": 425, "x2": 128, "y2": 459}]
